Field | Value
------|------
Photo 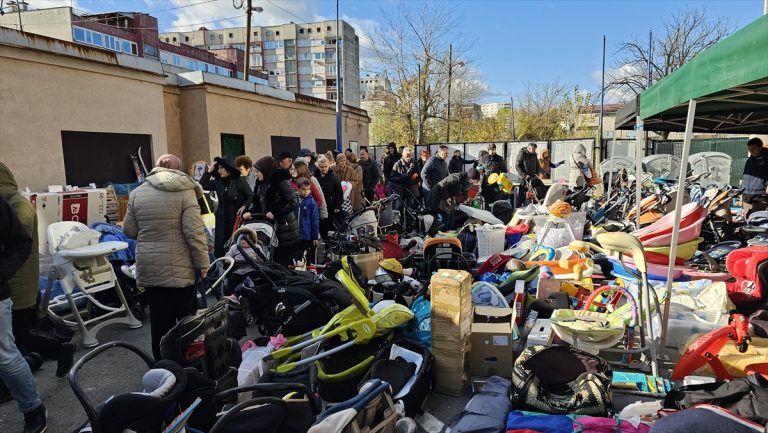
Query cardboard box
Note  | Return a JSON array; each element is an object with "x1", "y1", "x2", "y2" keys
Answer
[
  {"x1": 536, "y1": 279, "x2": 586, "y2": 300},
  {"x1": 470, "y1": 306, "x2": 518, "y2": 378},
  {"x1": 431, "y1": 269, "x2": 473, "y2": 296},
  {"x1": 24, "y1": 189, "x2": 108, "y2": 255},
  {"x1": 433, "y1": 342, "x2": 470, "y2": 396}
]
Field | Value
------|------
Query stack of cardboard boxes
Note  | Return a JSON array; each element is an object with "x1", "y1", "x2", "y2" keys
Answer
[{"x1": 430, "y1": 269, "x2": 473, "y2": 396}]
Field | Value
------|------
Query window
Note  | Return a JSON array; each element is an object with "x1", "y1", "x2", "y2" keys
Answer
[
  {"x1": 228, "y1": 33, "x2": 233, "y2": 38},
  {"x1": 307, "y1": 28, "x2": 312, "y2": 34},
  {"x1": 300, "y1": 28, "x2": 304, "y2": 34},
  {"x1": 313, "y1": 66, "x2": 324, "y2": 74},
  {"x1": 325, "y1": 65, "x2": 336, "y2": 75},
  {"x1": 73, "y1": 27, "x2": 85, "y2": 42},
  {"x1": 325, "y1": 51, "x2": 335, "y2": 60},
  {"x1": 172, "y1": 37, "x2": 177, "y2": 42},
  {"x1": 144, "y1": 44, "x2": 158, "y2": 58},
  {"x1": 327, "y1": 26, "x2": 331, "y2": 31},
  {"x1": 172, "y1": 55, "x2": 180, "y2": 66},
  {"x1": 165, "y1": 37, "x2": 169, "y2": 42},
  {"x1": 314, "y1": 80, "x2": 324, "y2": 87},
  {"x1": 209, "y1": 34, "x2": 215, "y2": 41},
  {"x1": 298, "y1": 66, "x2": 312, "y2": 74},
  {"x1": 122, "y1": 40, "x2": 131, "y2": 53},
  {"x1": 264, "y1": 40, "x2": 284, "y2": 49},
  {"x1": 253, "y1": 31, "x2": 258, "y2": 36},
  {"x1": 300, "y1": 80, "x2": 313, "y2": 89},
  {"x1": 328, "y1": 92, "x2": 337, "y2": 100},
  {"x1": 310, "y1": 39, "x2": 324, "y2": 46},
  {"x1": 298, "y1": 52, "x2": 311, "y2": 60},
  {"x1": 286, "y1": 75, "x2": 296, "y2": 86},
  {"x1": 250, "y1": 54, "x2": 262, "y2": 65},
  {"x1": 276, "y1": 31, "x2": 280, "y2": 36},
  {"x1": 185, "y1": 36, "x2": 189, "y2": 42},
  {"x1": 316, "y1": 27, "x2": 321, "y2": 32}
]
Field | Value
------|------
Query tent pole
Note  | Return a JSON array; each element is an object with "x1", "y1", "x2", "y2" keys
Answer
[
  {"x1": 660, "y1": 99, "x2": 697, "y2": 348},
  {"x1": 635, "y1": 117, "x2": 643, "y2": 229}
]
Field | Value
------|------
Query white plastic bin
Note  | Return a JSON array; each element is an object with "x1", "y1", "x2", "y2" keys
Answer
[{"x1": 476, "y1": 224, "x2": 506, "y2": 261}]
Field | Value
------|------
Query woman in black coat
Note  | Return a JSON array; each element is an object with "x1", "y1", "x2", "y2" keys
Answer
[
  {"x1": 315, "y1": 155, "x2": 343, "y2": 239},
  {"x1": 200, "y1": 156, "x2": 253, "y2": 258},
  {"x1": 244, "y1": 167, "x2": 300, "y2": 266}
]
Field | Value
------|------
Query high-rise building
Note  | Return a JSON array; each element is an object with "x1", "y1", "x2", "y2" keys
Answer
[
  {"x1": 359, "y1": 73, "x2": 392, "y2": 113},
  {"x1": 161, "y1": 20, "x2": 361, "y2": 107}
]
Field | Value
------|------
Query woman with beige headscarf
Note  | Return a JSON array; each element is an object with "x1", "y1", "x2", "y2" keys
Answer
[
  {"x1": 123, "y1": 153, "x2": 210, "y2": 360},
  {"x1": 336, "y1": 153, "x2": 363, "y2": 211}
]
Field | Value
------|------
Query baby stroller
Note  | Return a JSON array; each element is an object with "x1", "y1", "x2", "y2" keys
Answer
[
  {"x1": 420, "y1": 237, "x2": 471, "y2": 279},
  {"x1": 267, "y1": 257, "x2": 414, "y2": 402},
  {"x1": 233, "y1": 232, "x2": 354, "y2": 337},
  {"x1": 69, "y1": 341, "x2": 189, "y2": 433},
  {"x1": 209, "y1": 382, "x2": 322, "y2": 433},
  {"x1": 309, "y1": 379, "x2": 397, "y2": 433}
]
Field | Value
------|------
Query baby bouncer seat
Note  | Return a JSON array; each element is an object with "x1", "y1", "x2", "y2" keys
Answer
[{"x1": 45, "y1": 221, "x2": 142, "y2": 347}]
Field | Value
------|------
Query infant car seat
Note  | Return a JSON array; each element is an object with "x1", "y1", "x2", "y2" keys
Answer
[{"x1": 70, "y1": 342, "x2": 188, "y2": 433}]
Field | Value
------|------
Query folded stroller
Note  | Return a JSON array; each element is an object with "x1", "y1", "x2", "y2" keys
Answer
[
  {"x1": 267, "y1": 257, "x2": 414, "y2": 402},
  {"x1": 233, "y1": 233, "x2": 354, "y2": 336},
  {"x1": 69, "y1": 342, "x2": 188, "y2": 433}
]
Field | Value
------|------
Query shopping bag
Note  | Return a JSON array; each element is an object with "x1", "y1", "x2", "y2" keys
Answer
[{"x1": 201, "y1": 193, "x2": 216, "y2": 235}]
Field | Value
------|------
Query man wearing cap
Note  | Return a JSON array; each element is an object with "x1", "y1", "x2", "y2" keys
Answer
[
  {"x1": 515, "y1": 142, "x2": 545, "y2": 207},
  {"x1": 277, "y1": 151, "x2": 293, "y2": 170},
  {"x1": 299, "y1": 148, "x2": 318, "y2": 174}
]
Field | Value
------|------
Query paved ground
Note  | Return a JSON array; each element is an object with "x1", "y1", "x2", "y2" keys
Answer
[{"x1": 0, "y1": 305, "x2": 469, "y2": 433}]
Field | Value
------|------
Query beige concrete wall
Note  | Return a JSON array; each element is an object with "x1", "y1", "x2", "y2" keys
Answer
[
  {"x1": 0, "y1": 44, "x2": 168, "y2": 191},
  {"x1": 179, "y1": 86, "x2": 211, "y2": 165},
  {"x1": 163, "y1": 87, "x2": 184, "y2": 160},
  {"x1": 0, "y1": 7, "x2": 74, "y2": 41},
  {"x1": 198, "y1": 86, "x2": 369, "y2": 162}
]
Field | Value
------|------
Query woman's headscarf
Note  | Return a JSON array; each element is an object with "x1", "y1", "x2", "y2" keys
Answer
[{"x1": 155, "y1": 153, "x2": 183, "y2": 171}]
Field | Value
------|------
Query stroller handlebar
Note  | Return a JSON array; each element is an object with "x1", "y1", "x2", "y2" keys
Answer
[
  {"x1": 209, "y1": 397, "x2": 288, "y2": 433},
  {"x1": 69, "y1": 341, "x2": 155, "y2": 433}
]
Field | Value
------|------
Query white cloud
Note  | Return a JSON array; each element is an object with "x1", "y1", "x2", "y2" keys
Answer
[
  {"x1": 163, "y1": 0, "x2": 318, "y2": 31},
  {"x1": 593, "y1": 63, "x2": 643, "y2": 103}
]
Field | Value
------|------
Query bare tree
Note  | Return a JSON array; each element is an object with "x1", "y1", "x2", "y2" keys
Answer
[
  {"x1": 607, "y1": 7, "x2": 733, "y2": 100},
  {"x1": 367, "y1": 0, "x2": 485, "y2": 145}
]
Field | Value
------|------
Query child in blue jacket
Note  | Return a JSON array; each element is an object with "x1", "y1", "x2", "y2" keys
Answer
[{"x1": 295, "y1": 177, "x2": 320, "y2": 263}]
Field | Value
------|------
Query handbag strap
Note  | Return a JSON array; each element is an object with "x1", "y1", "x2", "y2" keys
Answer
[{"x1": 202, "y1": 193, "x2": 212, "y2": 214}]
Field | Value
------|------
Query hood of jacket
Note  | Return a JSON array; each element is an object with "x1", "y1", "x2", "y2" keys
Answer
[
  {"x1": 0, "y1": 162, "x2": 19, "y2": 199},
  {"x1": 574, "y1": 144, "x2": 587, "y2": 157},
  {"x1": 270, "y1": 168, "x2": 292, "y2": 189},
  {"x1": 146, "y1": 167, "x2": 204, "y2": 198}
]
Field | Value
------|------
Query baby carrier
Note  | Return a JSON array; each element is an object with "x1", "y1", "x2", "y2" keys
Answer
[
  {"x1": 69, "y1": 342, "x2": 188, "y2": 433},
  {"x1": 725, "y1": 246, "x2": 768, "y2": 308}
]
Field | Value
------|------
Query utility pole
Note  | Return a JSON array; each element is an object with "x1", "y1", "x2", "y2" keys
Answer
[
  {"x1": 243, "y1": 0, "x2": 252, "y2": 81},
  {"x1": 446, "y1": 43, "x2": 453, "y2": 143},
  {"x1": 335, "y1": 0, "x2": 342, "y2": 152},
  {"x1": 598, "y1": 34, "x2": 606, "y2": 161},
  {"x1": 418, "y1": 63, "x2": 423, "y2": 145},
  {"x1": 236, "y1": 1, "x2": 262, "y2": 81},
  {"x1": 510, "y1": 96, "x2": 516, "y2": 140},
  {"x1": 13, "y1": 1, "x2": 24, "y2": 32}
]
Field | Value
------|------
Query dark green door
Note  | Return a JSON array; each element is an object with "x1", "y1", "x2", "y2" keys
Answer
[{"x1": 221, "y1": 134, "x2": 245, "y2": 159}]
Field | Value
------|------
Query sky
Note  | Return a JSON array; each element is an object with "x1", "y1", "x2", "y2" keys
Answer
[{"x1": 25, "y1": 0, "x2": 765, "y2": 103}]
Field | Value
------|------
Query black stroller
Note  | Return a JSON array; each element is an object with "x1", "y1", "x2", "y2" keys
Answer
[
  {"x1": 232, "y1": 233, "x2": 354, "y2": 337},
  {"x1": 69, "y1": 341, "x2": 189, "y2": 433}
]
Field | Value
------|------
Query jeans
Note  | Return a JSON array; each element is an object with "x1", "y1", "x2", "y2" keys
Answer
[{"x1": 0, "y1": 298, "x2": 42, "y2": 414}]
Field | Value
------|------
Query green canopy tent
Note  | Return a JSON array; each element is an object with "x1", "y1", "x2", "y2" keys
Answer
[{"x1": 617, "y1": 14, "x2": 768, "y2": 347}]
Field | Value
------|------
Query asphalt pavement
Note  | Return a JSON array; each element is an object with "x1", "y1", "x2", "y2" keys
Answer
[{"x1": 0, "y1": 305, "x2": 469, "y2": 433}]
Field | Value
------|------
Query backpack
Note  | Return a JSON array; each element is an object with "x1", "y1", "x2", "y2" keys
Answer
[
  {"x1": 511, "y1": 345, "x2": 613, "y2": 416},
  {"x1": 725, "y1": 246, "x2": 768, "y2": 306}
]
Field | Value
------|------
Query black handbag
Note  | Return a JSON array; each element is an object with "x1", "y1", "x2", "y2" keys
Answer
[{"x1": 664, "y1": 374, "x2": 768, "y2": 424}]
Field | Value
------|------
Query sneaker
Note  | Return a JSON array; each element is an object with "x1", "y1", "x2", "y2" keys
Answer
[
  {"x1": 23, "y1": 404, "x2": 47, "y2": 433},
  {"x1": 56, "y1": 342, "x2": 76, "y2": 378}
]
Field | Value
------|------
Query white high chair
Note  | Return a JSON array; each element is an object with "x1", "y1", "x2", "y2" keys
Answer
[{"x1": 44, "y1": 221, "x2": 142, "y2": 347}]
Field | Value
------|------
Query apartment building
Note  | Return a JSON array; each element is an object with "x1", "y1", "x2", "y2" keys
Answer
[
  {"x1": 161, "y1": 20, "x2": 361, "y2": 107},
  {"x1": 481, "y1": 102, "x2": 511, "y2": 118},
  {"x1": 0, "y1": 5, "x2": 267, "y2": 84}
]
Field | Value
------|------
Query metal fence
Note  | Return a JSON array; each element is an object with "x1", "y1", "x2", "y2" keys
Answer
[
  {"x1": 651, "y1": 137, "x2": 748, "y2": 186},
  {"x1": 413, "y1": 139, "x2": 598, "y2": 183}
]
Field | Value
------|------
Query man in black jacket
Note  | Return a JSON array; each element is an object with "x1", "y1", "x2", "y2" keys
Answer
[
  {"x1": 449, "y1": 150, "x2": 475, "y2": 174},
  {"x1": 358, "y1": 146, "x2": 380, "y2": 203},
  {"x1": 480, "y1": 143, "x2": 507, "y2": 205},
  {"x1": 515, "y1": 142, "x2": 545, "y2": 207},
  {"x1": 316, "y1": 155, "x2": 343, "y2": 238},
  {"x1": 0, "y1": 194, "x2": 47, "y2": 433},
  {"x1": 426, "y1": 171, "x2": 475, "y2": 229}
]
